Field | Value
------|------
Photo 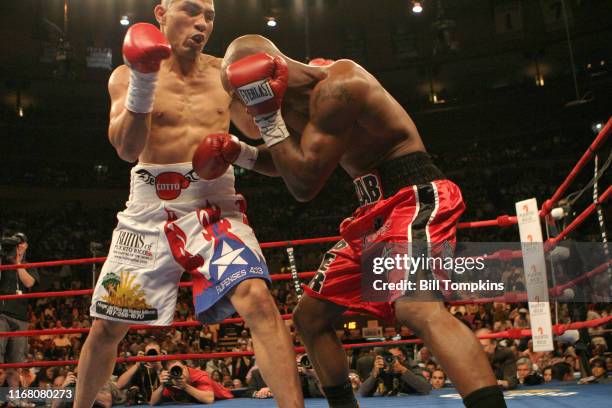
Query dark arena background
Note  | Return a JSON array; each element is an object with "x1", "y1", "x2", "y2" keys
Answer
[{"x1": 0, "y1": 1, "x2": 610, "y2": 407}]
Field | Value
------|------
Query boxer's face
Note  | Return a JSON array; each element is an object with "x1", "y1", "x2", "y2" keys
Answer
[{"x1": 156, "y1": 0, "x2": 215, "y2": 60}]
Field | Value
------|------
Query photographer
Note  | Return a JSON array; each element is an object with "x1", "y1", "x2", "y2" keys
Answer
[
  {"x1": 150, "y1": 360, "x2": 232, "y2": 405},
  {"x1": 116, "y1": 340, "x2": 162, "y2": 404},
  {"x1": 0, "y1": 233, "x2": 39, "y2": 389},
  {"x1": 476, "y1": 328, "x2": 518, "y2": 390},
  {"x1": 359, "y1": 347, "x2": 431, "y2": 397},
  {"x1": 296, "y1": 354, "x2": 324, "y2": 398},
  {"x1": 51, "y1": 370, "x2": 125, "y2": 408}
]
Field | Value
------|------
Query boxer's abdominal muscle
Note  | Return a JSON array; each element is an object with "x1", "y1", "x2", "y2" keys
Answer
[{"x1": 138, "y1": 63, "x2": 232, "y2": 165}]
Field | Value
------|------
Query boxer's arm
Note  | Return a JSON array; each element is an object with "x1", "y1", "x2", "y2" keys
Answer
[
  {"x1": 230, "y1": 99, "x2": 261, "y2": 139},
  {"x1": 229, "y1": 99, "x2": 279, "y2": 177},
  {"x1": 108, "y1": 65, "x2": 151, "y2": 163},
  {"x1": 266, "y1": 79, "x2": 364, "y2": 201}
]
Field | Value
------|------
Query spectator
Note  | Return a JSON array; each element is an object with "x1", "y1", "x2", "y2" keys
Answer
[
  {"x1": 359, "y1": 347, "x2": 431, "y2": 397},
  {"x1": 551, "y1": 362, "x2": 573, "y2": 382},
  {"x1": 116, "y1": 340, "x2": 162, "y2": 404},
  {"x1": 476, "y1": 328, "x2": 518, "y2": 390},
  {"x1": 210, "y1": 370, "x2": 223, "y2": 383},
  {"x1": 348, "y1": 370, "x2": 361, "y2": 391},
  {"x1": 200, "y1": 326, "x2": 215, "y2": 350},
  {"x1": 516, "y1": 357, "x2": 543, "y2": 386},
  {"x1": 542, "y1": 366, "x2": 553, "y2": 382},
  {"x1": 246, "y1": 367, "x2": 274, "y2": 398},
  {"x1": 0, "y1": 232, "x2": 40, "y2": 389},
  {"x1": 579, "y1": 358, "x2": 611, "y2": 384},
  {"x1": 51, "y1": 370, "x2": 124, "y2": 408},
  {"x1": 296, "y1": 354, "x2": 324, "y2": 398},
  {"x1": 150, "y1": 360, "x2": 233, "y2": 404},
  {"x1": 430, "y1": 369, "x2": 447, "y2": 389},
  {"x1": 236, "y1": 330, "x2": 253, "y2": 351},
  {"x1": 416, "y1": 346, "x2": 433, "y2": 364}
]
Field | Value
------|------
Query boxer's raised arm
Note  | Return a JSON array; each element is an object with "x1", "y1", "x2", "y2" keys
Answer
[
  {"x1": 108, "y1": 65, "x2": 151, "y2": 163},
  {"x1": 268, "y1": 113, "x2": 350, "y2": 202},
  {"x1": 265, "y1": 78, "x2": 364, "y2": 201},
  {"x1": 108, "y1": 23, "x2": 170, "y2": 163},
  {"x1": 225, "y1": 54, "x2": 365, "y2": 200}
]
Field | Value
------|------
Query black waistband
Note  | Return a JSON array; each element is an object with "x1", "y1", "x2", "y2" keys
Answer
[{"x1": 352, "y1": 151, "x2": 445, "y2": 206}]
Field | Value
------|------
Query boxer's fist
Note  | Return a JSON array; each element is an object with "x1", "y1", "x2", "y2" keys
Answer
[
  {"x1": 192, "y1": 133, "x2": 241, "y2": 180},
  {"x1": 226, "y1": 53, "x2": 288, "y2": 117},
  {"x1": 123, "y1": 23, "x2": 171, "y2": 73}
]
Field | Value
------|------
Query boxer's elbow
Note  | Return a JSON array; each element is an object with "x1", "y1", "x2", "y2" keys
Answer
[
  {"x1": 109, "y1": 130, "x2": 142, "y2": 162},
  {"x1": 114, "y1": 143, "x2": 140, "y2": 163},
  {"x1": 290, "y1": 182, "x2": 321, "y2": 202}
]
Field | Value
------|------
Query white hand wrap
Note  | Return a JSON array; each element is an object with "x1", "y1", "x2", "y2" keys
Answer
[
  {"x1": 232, "y1": 135, "x2": 259, "y2": 170},
  {"x1": 254, "y1": 110, "x2": 290, "y2": 148},
  {"x1": 125, "y1": 70, "x2": 158, "y2": 114}
]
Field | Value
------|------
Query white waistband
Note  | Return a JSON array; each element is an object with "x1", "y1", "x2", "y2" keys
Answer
[{"x1": 127, "y1": 162, "x2": 236, "y2": 204}]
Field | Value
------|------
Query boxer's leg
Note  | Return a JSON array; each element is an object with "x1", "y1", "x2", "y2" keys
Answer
[
  {"x1": 74, "y1": 319, "x2": 130, "y2": 408},
  {"x1": 293, "y1": 295, "x2": 356, "y2": 408},
  {"x1": 228, "y1": 278, "x2": 303, "y2": 408},
  {"x1": 394, "y1": 299, "x2": 505, "y2": 407}
]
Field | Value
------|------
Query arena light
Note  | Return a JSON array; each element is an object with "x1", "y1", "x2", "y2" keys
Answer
[
  {"x1": 266, "y1": 17, "x2": 277, "y2": 28},
  {"x1": 18, "y1": 106, "x2": 24, "y2": 118},
  {"x1": 591, "y1": 121, "x2": 604, "y2": 134},
  {"x1": 120, "y1": 15, "x2": 130, "y2": 26},
  {"x1": 412, "y1": 1, "x2": 423, "y2": 14}
]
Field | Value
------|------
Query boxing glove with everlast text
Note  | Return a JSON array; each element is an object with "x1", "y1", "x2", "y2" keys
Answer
[{"x1": 226, "y1": 53, "x2": 290, "y2": 148}]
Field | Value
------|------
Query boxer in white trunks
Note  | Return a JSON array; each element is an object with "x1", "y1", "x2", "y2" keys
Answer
[{"x1": 75, "y1": 1, "x2": 302, "y2": 407}]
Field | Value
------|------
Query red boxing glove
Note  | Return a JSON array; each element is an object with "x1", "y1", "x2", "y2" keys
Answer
[
  {"x1": 226, "y1": 53, "x2": 289, "y2": 117},
  {"x1": 226, "y1": 53, "x2": 291, "y2": 147},
  {"x1": 192, "y1": 134, "x2": 240, "y2": 180},
  {"x1": 123, "y1": 23, "x2": 171, "y2": 73}
]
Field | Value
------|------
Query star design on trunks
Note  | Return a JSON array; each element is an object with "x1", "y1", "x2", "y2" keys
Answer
[{"x1": 212, "y1": 241, "x2": 248, "y2": 279}]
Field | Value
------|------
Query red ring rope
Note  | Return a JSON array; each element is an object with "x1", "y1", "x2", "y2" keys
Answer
[{"x1": 1, "y1": 316, "x2": 609, "y2": 369}]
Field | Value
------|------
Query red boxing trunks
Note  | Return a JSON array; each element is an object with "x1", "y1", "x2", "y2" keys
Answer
[{"x1": 302, "y1": 152, "x2": 465, "y2": 322}]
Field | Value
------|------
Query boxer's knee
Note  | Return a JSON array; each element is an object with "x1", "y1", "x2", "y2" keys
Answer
[
  {"x1": 294, "y1": 295, "x2": 343, "y2": 338},
  {"x1": 229, "y1": 279, "x2": 278, "y2": 325},
  {"x1": 394, "y1": 299, "x2": 448, "y2": 337},
  {"x1": 88, "y1": 319, "x2": 130, "y2": 345}
]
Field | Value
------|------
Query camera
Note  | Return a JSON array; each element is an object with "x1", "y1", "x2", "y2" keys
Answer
[
  {"x1": 163, "y1": 365, "x2": 183, "y2": 387},
  {"x1": 170, "y1": 365, "x2": 183, "y2": 379},
  {"x1": 146, "y1": 349, "x2": 159, "y2": 356},
  {"x1": 0, "y1": 236, "x2": 20, "y2": 259},
  {"x1": 298, "y1": 354, "x2": 312, "y2": 369},
  {"x1": 380, "y1": 351, "x2": 396, "y2": 371}
]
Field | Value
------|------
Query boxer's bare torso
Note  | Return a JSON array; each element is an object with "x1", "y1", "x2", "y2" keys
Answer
[
  {"x1": 108, "y1": 55, "x2": 234, "y2": 164},
  {"x1": 283, "y1": 60, "x2": 426, "y2": 178}
]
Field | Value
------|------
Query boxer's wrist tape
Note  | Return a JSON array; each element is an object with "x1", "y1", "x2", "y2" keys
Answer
[
  {"x1": 125, "y1": 70, "x2": 159, "y2": 114},
  {"x1": 231, "y1": 135, "x2": 259, "y2": 170},
  {"x1": 254, "y1": 110, "x2": 290, "y2": 148}
]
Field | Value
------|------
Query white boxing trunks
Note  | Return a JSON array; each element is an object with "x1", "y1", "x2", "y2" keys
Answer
[{"x1": 90, "y1": 163, "x2": 269, "y2": 325}]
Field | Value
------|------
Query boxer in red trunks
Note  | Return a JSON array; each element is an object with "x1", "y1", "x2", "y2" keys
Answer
[{"x1": 216, "y1": 35, "x2": 506, "y2": 408}]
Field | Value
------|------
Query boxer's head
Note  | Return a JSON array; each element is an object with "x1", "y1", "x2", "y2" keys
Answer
[
  {"x1": 155, "y1": 0, "x2": 215, "y2": 59},
  {"x1": 222, "y1": 34, "x2": 325, "y2": 94}
]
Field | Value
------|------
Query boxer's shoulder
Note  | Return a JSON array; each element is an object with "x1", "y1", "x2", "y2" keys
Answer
[
  {"x1": 108, "y1": 65, "x2": 130, "y2": 87},
  {"x1": 108, "y1": 65, "x2": 130, "y2": 99},
  {"x1": 310, "y1": 61, "x2": 368, "y2": 123}
]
